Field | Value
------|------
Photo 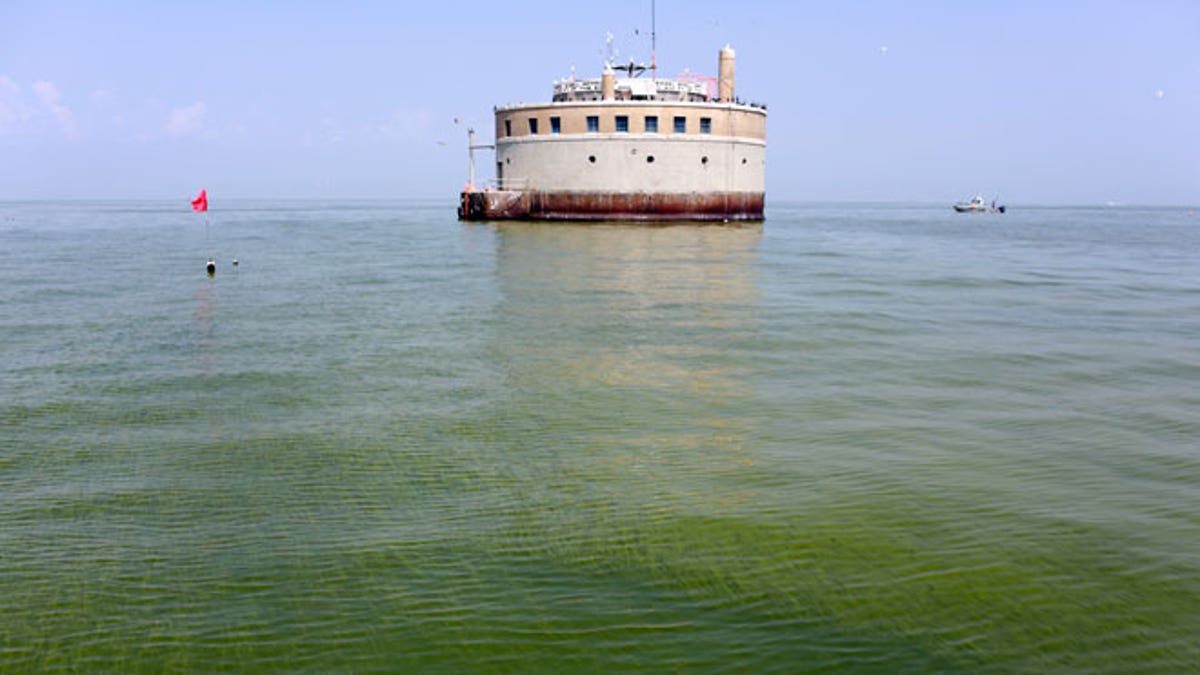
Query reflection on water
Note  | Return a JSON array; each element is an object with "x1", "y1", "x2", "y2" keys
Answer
[
  {"x1": 490, "y1": 225, "x2": 764, "y2": 500},
  {"x1": 493, "y1": 223, "x2": 762, "y2": 388},
  {"x1": 193, "y1": 283, "x2": 217, "y2": 376}
]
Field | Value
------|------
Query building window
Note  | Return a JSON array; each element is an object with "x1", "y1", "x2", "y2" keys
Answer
[
  {"x1": 587, "y1": 116, "x2": 599, "y2": 133},
  {"x1": 505, "y1": 119, "x2": 512, "y2": 137},
  {"x1": 644, "y1": 115, "x2": 658, "y2": 133},
  {"x1": 615, "y1": 115, "x2": 628, "y2": 133},
  {"x1": 700, "y1": 117, "x2": 712, "y2": 134},
  {"x1": 673, "y1": 116, "x2": 686, "y2": 133},
  {"x1": 528, "y1": 118, "x2": 538, "y2": 134},
  {"x1": 550, "y1": 116, "x2": 561, "y2": 134}
]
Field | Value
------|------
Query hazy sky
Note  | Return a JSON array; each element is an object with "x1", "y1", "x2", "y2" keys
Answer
[{"x1": 2, "y1": 1, "x2": 1196, "y2": 204}]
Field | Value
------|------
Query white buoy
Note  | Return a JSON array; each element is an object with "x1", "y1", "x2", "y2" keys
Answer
[
  {"x1": 231, "y1": 258, "x2": 239, "y2": 267},
  {"x1": 206, "y1": 258, "x2": 216, "y2": 276}
]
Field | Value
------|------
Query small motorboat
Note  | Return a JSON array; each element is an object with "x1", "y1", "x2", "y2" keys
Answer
[{"x1": 954, "y1": 194, "x2": 1005, "y2": 213}]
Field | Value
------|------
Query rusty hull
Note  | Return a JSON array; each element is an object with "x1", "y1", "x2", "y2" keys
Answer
[{"x1": 459, "y1": 191, "x2": 764, "y2": 222}]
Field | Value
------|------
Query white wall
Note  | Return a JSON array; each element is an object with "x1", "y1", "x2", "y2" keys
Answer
[{"x1": 496, "y1": 135, "x2": 766, "y2": 193}]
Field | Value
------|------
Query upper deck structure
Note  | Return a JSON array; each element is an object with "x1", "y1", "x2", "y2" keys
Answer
[{"x1": 459, "y1": 46, "x2": 766, "y2": 221}]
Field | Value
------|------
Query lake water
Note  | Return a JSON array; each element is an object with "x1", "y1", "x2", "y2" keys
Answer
[{"x1": 2, "y1": 200, "x2": 1198, "y2": 671}]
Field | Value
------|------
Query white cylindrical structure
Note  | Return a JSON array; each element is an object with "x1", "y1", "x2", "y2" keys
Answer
[
  {"x1": 461, "y1": 44, "x2": 766, "y2": 221},
  {"x1": 718, "y1": 45, "x2": 735, "y2": 102},
  {"x1": 601, "y1": 65, "x2": 615, "y2": 101}
]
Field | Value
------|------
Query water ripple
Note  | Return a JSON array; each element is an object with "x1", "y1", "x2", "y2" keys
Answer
[{"x1": 1, "y1": 202, "x2": 1198, "y2": 670}]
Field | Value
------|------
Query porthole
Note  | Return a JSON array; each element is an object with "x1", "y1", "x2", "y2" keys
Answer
[
  {"x1": 701, "y1": 156, "x2": 709, "y2": 165},
  {"x1": 588, "y1": 155, "x2": 596, "y2": 163},
  {"x1": 646, "y1": 156, "x2": 655, "y2": 163},
  {"x1": 741, "y1": 158, "x2": 747, "y2": 164}
]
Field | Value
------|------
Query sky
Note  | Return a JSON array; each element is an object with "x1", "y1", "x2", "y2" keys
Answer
[{"x1": 1, "y1": 1, "x2": 1197, "y2": 205}]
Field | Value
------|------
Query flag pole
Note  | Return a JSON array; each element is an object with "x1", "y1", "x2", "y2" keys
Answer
[
  {"x1": 194, "y1": 188, "x2": 215, "y2": 276},
  {"x1": 205, "y1": 213, "x2": 214, "y2": 276}
]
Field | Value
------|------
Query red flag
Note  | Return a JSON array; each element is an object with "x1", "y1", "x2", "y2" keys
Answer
[{"x1": 191, "y1": 189, "x2": 208, "y2": 212}]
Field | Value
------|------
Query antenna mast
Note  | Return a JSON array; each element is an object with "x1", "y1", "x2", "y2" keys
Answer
[{"x1": 651, "y1": 0, "x2": 657, "y2": 80}]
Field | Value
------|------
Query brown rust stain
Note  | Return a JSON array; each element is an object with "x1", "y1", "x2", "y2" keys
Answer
[{"x1": 459, "y1": 191, "x2": 764, "y2": 222}]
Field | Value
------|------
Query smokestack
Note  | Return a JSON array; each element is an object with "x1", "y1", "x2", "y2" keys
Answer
[
  {"x1": 602, "y1": 64, "x2": 615, "y2": 101},
  {"x1": 718, "y1": 45, "x2": 735, "y2": 102}
]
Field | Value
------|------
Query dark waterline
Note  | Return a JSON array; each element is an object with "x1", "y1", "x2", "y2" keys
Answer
[{"x1": 2, "y1": 200, "x2": 1198, "y2": 671}]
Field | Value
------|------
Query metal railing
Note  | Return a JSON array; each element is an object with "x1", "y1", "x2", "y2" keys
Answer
[{"x1": 487, "y1": 177, "x2": 530, "y2": 191}]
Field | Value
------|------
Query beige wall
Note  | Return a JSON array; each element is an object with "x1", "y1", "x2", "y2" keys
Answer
[
  {"x1": 495, "y1": 135, "x2": 766, "y2": 193},
  {"x1": 495, "y1": 102, "x2": 766, "y2": 142}
]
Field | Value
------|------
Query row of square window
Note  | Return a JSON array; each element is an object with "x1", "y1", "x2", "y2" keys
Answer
[{"x1": 507, "y1": 115, "x2": 713, "y2": 136}]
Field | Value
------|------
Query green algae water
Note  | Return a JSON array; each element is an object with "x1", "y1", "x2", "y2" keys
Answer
[{"x1": 2, "y1": 200, "x2": 1198, "y2": 671}]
